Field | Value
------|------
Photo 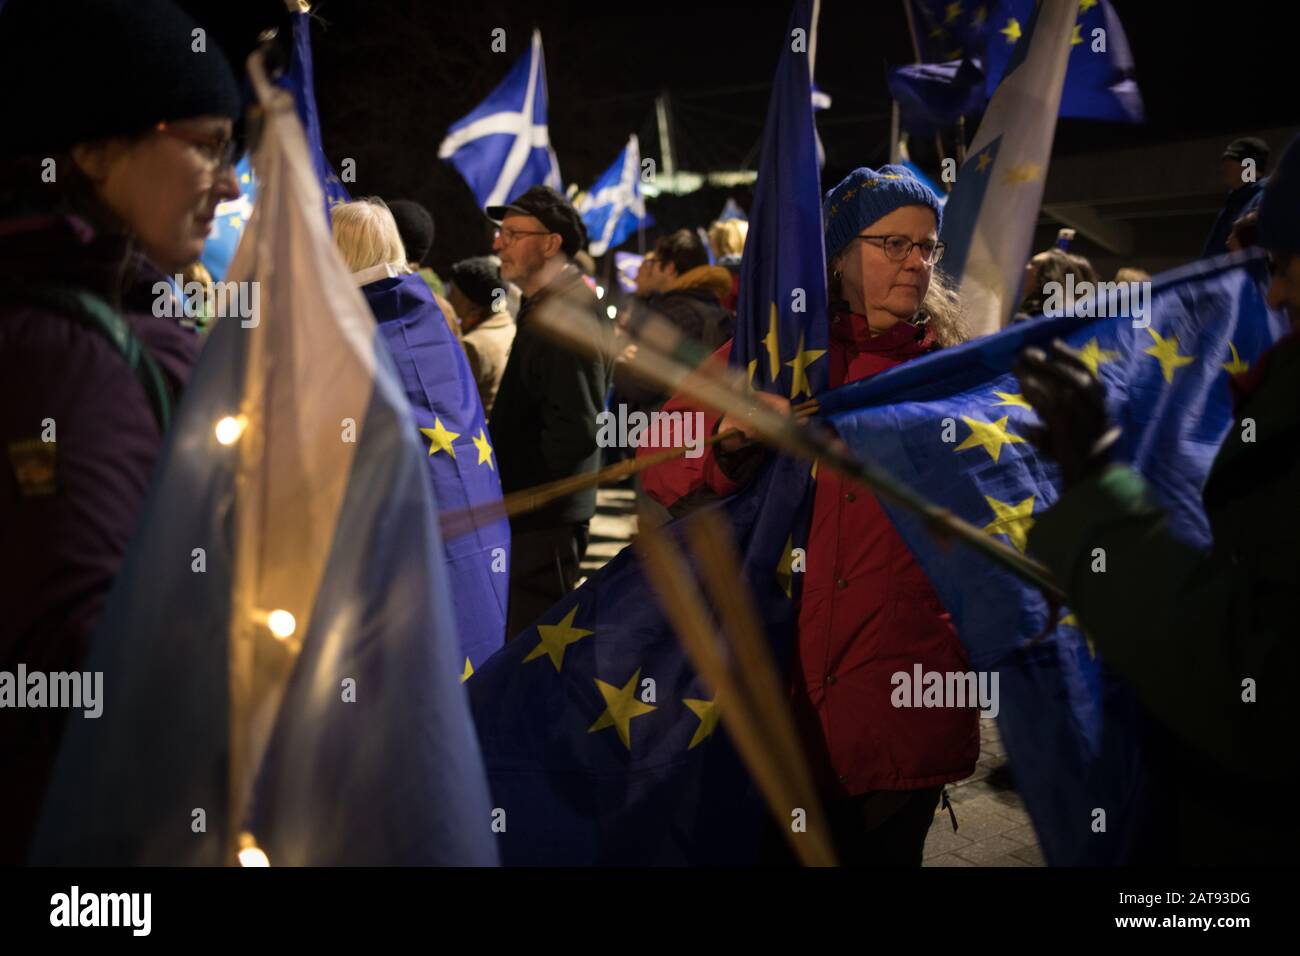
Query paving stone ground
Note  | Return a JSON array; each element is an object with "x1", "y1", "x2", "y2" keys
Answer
[{"x1": 582, "y1": 486, "x2": 1045, "y2": 867}]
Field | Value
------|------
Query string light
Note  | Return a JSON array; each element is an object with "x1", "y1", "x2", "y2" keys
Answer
[
  {"x1": 238, "y1": 832, "x2": 270, "y2": 867},
  {"x1": 266, "y1": 609, "x2": 296, "y2": 639},
  {"x1": 215, "y1": 415, "x2": 246, "y2": 445}
]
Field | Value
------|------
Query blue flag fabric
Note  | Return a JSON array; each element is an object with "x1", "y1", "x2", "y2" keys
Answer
[
  {"x1": 907, "y1": 0, "x2": 1143, "y2": 124},
  {"x1": 362, "y1": 273, "x2": 509, "y2": 672},
  {"x1": 31, "y1": 64, "x2": 497, "y2": 866},
  {"x1": 817, "y1": 252, "x2": 1288, "y2": 864},
  {"x1": 438, "y1": 29, "x2": 563, "y2": 209},
  {"x1": 466, "y1": 0, "x2": 827, "y2": 865},
  {"x1": 887, "y1": 58, "x2": 988, "y2": 136},
  {"x1": 279, "y1": 12, "x2": 351, "y2": 223},
  {"x1": 201, "y1": 156, "x2": 255, "y2": 282},
  {"x1": 578, "y1": 135, "x2": 652, "y2": 257}
]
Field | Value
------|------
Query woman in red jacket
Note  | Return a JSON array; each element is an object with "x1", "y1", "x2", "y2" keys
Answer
[{"x1": 640, "y1": 166, "x2": 978, "y2": 866}]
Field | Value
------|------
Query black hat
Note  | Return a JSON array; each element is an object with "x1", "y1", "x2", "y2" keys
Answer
[
  {"x1": 486, "y1": 185, "x2": 588, "y2": 257},
  {"x1": 449, "y1": 257, "x2": 506, "y2": 311},
  {"x1": 0, "y1": 0, "x2": 243, "y2": 159},
  {"x1": 388, "y1": 199, "x2": 435, "y2": 264},
  {"x1": 1222, "y1": 137, "x2": 1270, "y2": 168}
]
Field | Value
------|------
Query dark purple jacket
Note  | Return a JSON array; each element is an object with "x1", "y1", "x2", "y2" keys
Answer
[{"x1": 0, "y1": 215, "x2": 197, "y2": 861}]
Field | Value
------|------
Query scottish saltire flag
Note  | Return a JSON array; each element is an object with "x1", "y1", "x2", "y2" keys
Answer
[
  {"x1": 362, "y1": 275, "x2": 509, "y2": 674},
  {"x1": 818, "y1": 252, "x2": 1288, "y2": 864},
  {"x1": 279, "y1": 11, "x2": 351, "y2": 222},
  {"x1": 438, "y1": 29, "x2": 563, "y2": 208},
  {"x1": 614, "y1": 251, "x2": 643, "y2": 293},
  {"x1": 465, "y1": 0, "x2": 827, "y2": 865},
  {"x1": 909, "y1": 0, "x2": 1144, "y2": 124},
  {"x1": 200, "y1": 156, "x2": 255, "y2": 281},
  {"x1": 31, "y1": 58, "x2": 497, "y2": 866},
  {"x1": 939, "y1": 0, "x2": 1074, "y2": 336},
  {"x1": 577, "y1": 135, "x2": 651, "y2": 256}
]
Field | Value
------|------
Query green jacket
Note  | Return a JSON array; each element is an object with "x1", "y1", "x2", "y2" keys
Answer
[
  {"x1": 1029, "y1": 332, "x2": 1300, "y2": 864},
  {"x1": 490, "y1": 264, "x2": 609, "y2": 534}
]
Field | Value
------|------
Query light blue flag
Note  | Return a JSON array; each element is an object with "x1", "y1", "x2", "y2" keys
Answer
[
  {"x1": 438, "y1": 29, "x2": 562, "y2": 208},
  {"x1": 31, "y1": 54, "x2": 497, "y2": 867},
  {"x1": 818, "y1": 252, "x2": 1288, "y2": 863},
  {"x1": 577, "y1": 135, "x2": 652, "y2": 257},
  {"x1": 200, "y1": 156, "x2": 255, "y2": 282},
  {"x1": 939, "y1": 0, "x2": 1075, "y2": 336}
]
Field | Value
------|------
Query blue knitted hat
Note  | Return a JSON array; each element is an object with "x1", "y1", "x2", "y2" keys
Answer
[
  {"x1": 823, "y1": 165, "x2": 944, "y2": 263},
  {"x1": 1258, "y1": 134, "x2": 1300, "y2": 255}
]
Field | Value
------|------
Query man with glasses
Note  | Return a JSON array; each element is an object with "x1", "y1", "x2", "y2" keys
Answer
[{"x1": 486, "y1": 186, "x2": 610, "y2": 640}]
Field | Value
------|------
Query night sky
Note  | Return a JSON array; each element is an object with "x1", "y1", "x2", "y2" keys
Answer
[{"x1": 185, "y1": 0, "x2": 1298, "y2": 275}]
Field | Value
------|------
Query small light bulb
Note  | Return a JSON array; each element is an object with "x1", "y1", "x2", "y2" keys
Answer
[
  {"x1": 215, "y1": 415, "x2": 245, "y2": 445},
  {"x1": 267, "y1": 609, "x2": 296, "y2": 639},
  {"x1": 606, "y1": 305, "x2": 618, "y2": 320},
  {"x1": 238, "y1": 833, "x2": 270, "y2": 867},
  {"x1": 596, "y1": 284, "x2": 605, "y2": 298}
]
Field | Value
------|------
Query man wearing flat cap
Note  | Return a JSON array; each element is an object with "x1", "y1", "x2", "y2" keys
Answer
[
  {"x1": 1203, "y1": 136, "x2": 1271, "y2": 258},
  {"x1": 486, "y1": 186, "x2": 610, "y2": 640}
]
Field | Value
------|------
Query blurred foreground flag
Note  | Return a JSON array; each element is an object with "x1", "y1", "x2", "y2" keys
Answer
[
  {"x1": 939, "y1": 0, "x2": 1074, "y2": 336},
  {"x1": 577, "y1": 135, "x2": 651, "y2": 257},
  {"x1": 439, "y1": 29, "x2": 563, "y2": 208},
  {"x1": 818, "y1": 252, "x2": 1288, "y2": 864},
  {"x1": 31, "y1": 52, "x2": 497, "y2": 866}
]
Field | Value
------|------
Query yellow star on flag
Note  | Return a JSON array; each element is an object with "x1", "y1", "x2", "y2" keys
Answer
[
  {"x1": 524, "y1": 605, "x2": 593, "y2": 672},
  {"x1": 982, "y1": 494, "x2": 1036, "y2": 553},
  {"x1": 1079, "y1": 0, "x2": 1099, "y2": 12},
  {"x1": 1222, "y1": 341, "x2": 1249, "y2": 376},
  {"x1": 945, "y1": 2, "x2": 963, "y2": 23},
  {"x1": 785, "y1": 332, "x2": 827, "y2": 400},
  {"x1": 955, "y1": 415, "x2": 1026, "y2": 463},
  {"x1": 992, "y1": 390, "x2": 1032, "y2": 410},
  {"x1": 684, "y1": 697, "x2": 720, "y2": 750},
  {"x1": 1060, "y1": 613, "x2": 1096, "y2": 659},
  {"x1": 472, "y1": 427, "x2": 495, "y2": 469},
  {"x1": 419, "y1": 417, "x2": 460, "y2": 459},
  {"x1": 975, "y1": 150, "x2": 993, "y2": 174},
  {"x1": 1077, "y1": 337, "x2": 1119, "y2": 376},
  {"x1": 928, "y1": 24, "x2": 946, "y2": 40},
  {"x1": 764, "y1": 303, "x2": 782, "y2": 381},
  {"x1": 1004, "y1": 163, "x2": 1041, "y2": 185},
  {"x1": 776, "y1": 534, "x2": 796, "y2": 599},
  {"x1": 1000, "y1": 17, "x2": 1021, "y2": 43},
  {"x1": 588, "y1": 668, "x2": 657, "y2": 749},
  {"x1": 1071, "y1": 22, "x2": 1083, "y2": 45},
  {"x1": 460, "y1": 657, "x2": 474, "y2": 683},
  {"x1": 747, "y1": 358, "x2": 758, "y2": 387},
  {"x1": 972, "y1": 5, "x2": 987, "y2": 27},
  {"x1": 1143, "y1": 327, "x2": 1195, "y2": 383}
]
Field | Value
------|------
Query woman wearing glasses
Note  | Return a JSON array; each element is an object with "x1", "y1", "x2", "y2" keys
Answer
[
  {"x1": 0, "y1": 0, "x2": 243, "y2": 862},
  {"x1": 640, "y1": 166, "x2": 976, "y2": 866}
]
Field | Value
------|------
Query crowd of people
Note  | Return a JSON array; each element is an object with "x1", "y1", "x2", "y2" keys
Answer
[{"x1": 1, "y1": 0, "x2": 1297, "y2": 867}]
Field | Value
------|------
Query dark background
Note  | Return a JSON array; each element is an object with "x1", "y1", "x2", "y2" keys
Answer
[{"x1": 185, "y1": 0, "x2": 1299, "y2": 277}]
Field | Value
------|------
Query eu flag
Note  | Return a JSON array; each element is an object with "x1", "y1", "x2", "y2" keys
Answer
[
  {"x1": 817, "y1": 251, "x2": 1288, "y2": 864},
  {"x1": 906, "y1": 0, "x2": 1144, "y2": 125},
  {"x1": 279, "y1": 12, "x2": 351, "y2": 222},
  {"x1": 466, "y1": 0, "x2": 827, "y2": 865},
  {"x1": 363, "y1": 274, "x2": 509, "y2": 673},
  {"x1": 31, "y1": 57, "x2": 496, "y2": 866}
]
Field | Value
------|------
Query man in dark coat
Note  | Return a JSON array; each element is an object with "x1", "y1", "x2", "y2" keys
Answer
[
  {"x1": 1017, "y1": 134, "x2": 1300, "y2": 864},
  {"x1": 1202, "y1": 136, "x2": 1270, "y2": 259},
  {"x1": 487, "y1": 187, "x2": 610, "y2": 640}
]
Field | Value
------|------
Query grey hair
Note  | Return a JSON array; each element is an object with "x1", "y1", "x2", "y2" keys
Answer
[{"x1": 915, "y1": 267, "x2": 970, "y2": 348}]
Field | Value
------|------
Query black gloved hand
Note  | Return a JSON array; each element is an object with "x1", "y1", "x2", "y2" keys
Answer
[{"x1": 1012, "y1": 338, "x2": 1121, "y2": 488}]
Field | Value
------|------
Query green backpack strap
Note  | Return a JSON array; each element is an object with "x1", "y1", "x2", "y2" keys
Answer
[{"x1": 6, "y1": 284, "x2": 174, "y2": 433}]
